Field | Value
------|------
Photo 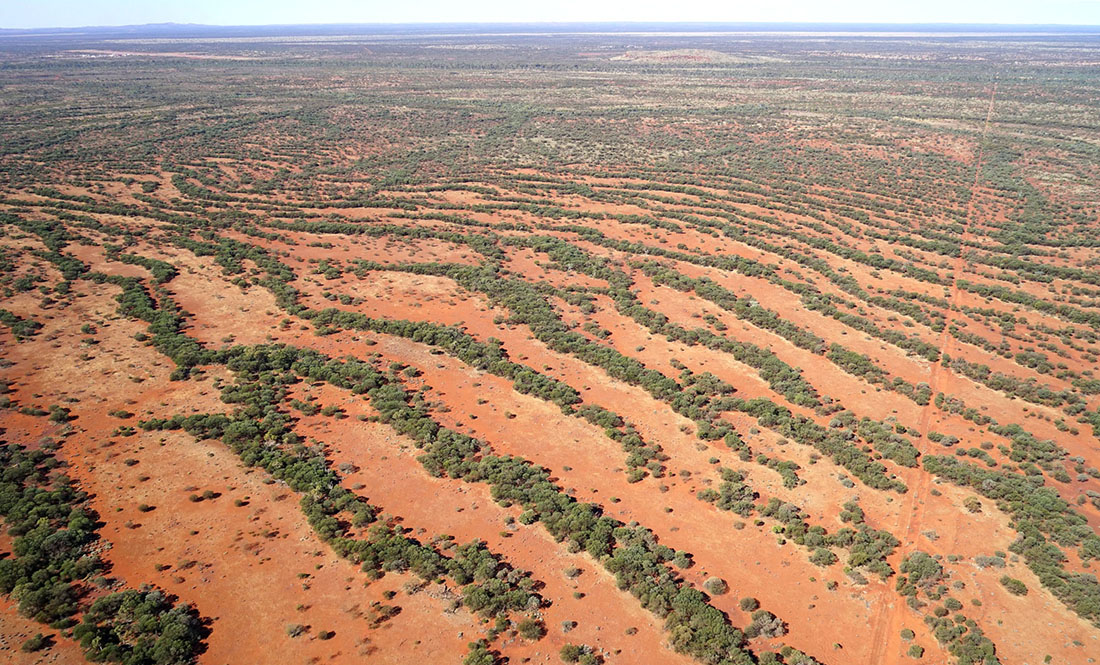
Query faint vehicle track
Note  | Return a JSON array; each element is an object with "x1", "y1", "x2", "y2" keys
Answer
[{"x1": 866, "y1": 82, "x2": 997, "y2": 665}]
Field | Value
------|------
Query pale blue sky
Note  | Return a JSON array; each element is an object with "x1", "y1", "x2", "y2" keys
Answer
[{"x1": 3, "y1": 0, "x2": 1100, "y2": 29}]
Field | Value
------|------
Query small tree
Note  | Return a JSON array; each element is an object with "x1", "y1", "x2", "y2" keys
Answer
[
  {"x1": 464, "y1": 641, "x2": 497, "y2": 665},
  {"x1": 1000, "y1": 576, "x2": 1028, "y2": 596},
  {"x1": 810, "y1": 548, "x2": 838, "y2": 567},
  {"x1": 704, "y1": 577, "x2": 729, "y2": 595},
  {"x1": 21, "y1": 633, "x2": 49, "y2": 652},
  {"x1": 518, "y1": 618, "x2": 546, "y2": 640},
  {"x1": 745, "y1": 610, "x2": 786, "y2": 638}
]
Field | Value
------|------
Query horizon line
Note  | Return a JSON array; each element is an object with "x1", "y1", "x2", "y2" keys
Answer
[{"x1": 4, "y1": 20, "x2": 1100, "y2": 33}]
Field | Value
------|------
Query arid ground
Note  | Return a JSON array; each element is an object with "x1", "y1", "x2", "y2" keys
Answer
[{"x1": 1, "y1": 23, "x2": 1100, "y2": 665}]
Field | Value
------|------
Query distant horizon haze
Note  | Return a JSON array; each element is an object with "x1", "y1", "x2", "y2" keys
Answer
[{"x1": 3, "y1": 0, "x2": 1100, "y2": 30}]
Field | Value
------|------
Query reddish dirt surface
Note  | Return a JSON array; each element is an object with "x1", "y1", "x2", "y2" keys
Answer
[
  {"x1": 0, "y1": 596, "x2": 87, "y2": 665},
  {"x1": 0, "y1": 285, "x2": 480, "y2": 665},
  {"x1": 3, "y1": 33, "x2": 1100, "y2": 665}
]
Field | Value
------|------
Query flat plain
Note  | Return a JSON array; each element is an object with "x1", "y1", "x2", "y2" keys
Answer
[{"x1": 1, "y1": 23, "x2": 1100, "y2": 665}]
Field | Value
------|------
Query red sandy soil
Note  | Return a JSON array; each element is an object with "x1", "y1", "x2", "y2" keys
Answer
[
  {"x1": 3, "y1": 80, "x2": 1100, "y2": 665},
  {"x1": 358, "y1": 334, "x2": 913, "y2": 663},
  {"x1": 261, "y1": 251, "x2": 1097, "y2": 665},
  {"x1": 130, "y1": 255, "x2": 700, "y2": 663},
  {"x1": 0, "y1": 597, "x2": 87, "y2": 665},
  {"x1": 139, "y1": 250, "x2": 929, "y2": 661},
  {"x1": 0, "y1": 283, "x2": 481, "y2": 665},
  {"x1": 296, "y1": 402, "x2": 694, "y2": 665}
]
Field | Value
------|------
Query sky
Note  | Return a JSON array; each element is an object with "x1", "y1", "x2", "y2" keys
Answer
[{"x1": 2, "y1": 0, "x2": 1100, "y2": 29}]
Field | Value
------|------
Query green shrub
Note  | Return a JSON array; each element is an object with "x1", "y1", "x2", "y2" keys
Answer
[
  {"x1": 1000, "y1": 576, "x2": 1028, "y2": 596},
  {"x1": 704, "y1": 577, "x2": 729, "y2": 595},
  {"x1": 21, "y1": 633, "x2": 49, "y2": 652},
  {"x1": 517, "y1": 618, "x2": 546, "y2": 640}
]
